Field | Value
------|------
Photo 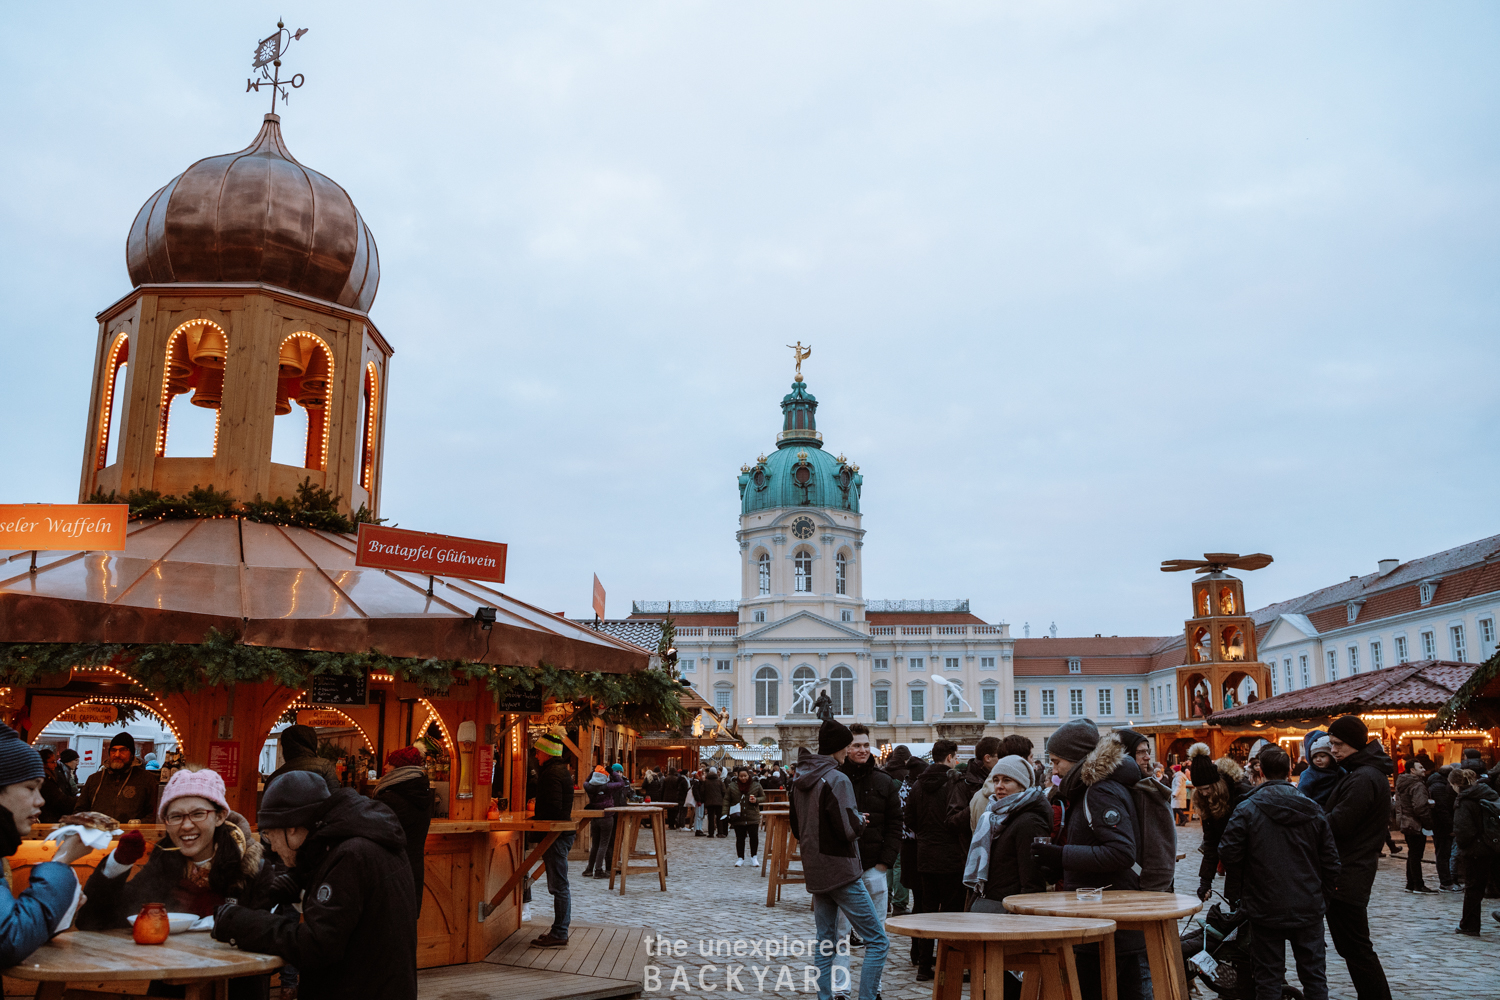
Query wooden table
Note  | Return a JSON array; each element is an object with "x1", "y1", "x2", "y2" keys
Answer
[
  {"x1": 6, "y1": 928, "x2": 282, "y2": 1000},
  {"x1": 886, "y1": 913, "x2": 1116, "y2": 1000},
  {"x1": 1003, "y1": 891, "x2": 1202, "y2": 1000},
  {"x1": 477, "y1": 814, "x2": 587, "y2": 920},
  {"x1": 757, "y1": 805, "x2": 789, "y2": 878},
  {"x1": 604, "y1": 805, "x2": 668, "y2": 895},
  {"x1": 761, "y1": 811, "x2": 803, "y2": 905}
]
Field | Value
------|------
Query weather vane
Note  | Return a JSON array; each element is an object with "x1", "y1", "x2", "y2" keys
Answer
[
  {"x1": 787, "y1": 341, "x2": 812, "y2": 382},
  {"x1": 246, "y1": 21, "x2": 309, "y2": 114}
]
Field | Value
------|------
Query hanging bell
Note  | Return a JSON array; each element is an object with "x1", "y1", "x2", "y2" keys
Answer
[
  {"x1": 278, "y1": 337, "x2": 309, "y2": 377},
  {"x1": 300, "y1": 350, "x2": 329, "y2": 392},
  {"x1": 274, "y1": 388, "x2": 292, "y2": 416},
  {"x1": 189, "y1": 325, "x2": 227, "y2": 368},
  {"x1": 166, "y1": 375, "x2": 192, "y2": 396},
  {"x1": 167, "y1": 336, "x2": 193, "y2": 380},
  {"x1": 190, "y1": 368, "x2": 223, "y2": 409}
]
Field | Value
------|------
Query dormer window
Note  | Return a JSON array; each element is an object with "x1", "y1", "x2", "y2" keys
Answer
[
  {"x1": 1067, "y1": 657, "x2": 1081, "y2": 674},
  {"x1": 1346, "y1": 600, "x2": 1364, "y2": 625},
  {"x1": 1418, "y1": 580, "x2": 1438, "y2": 605}
]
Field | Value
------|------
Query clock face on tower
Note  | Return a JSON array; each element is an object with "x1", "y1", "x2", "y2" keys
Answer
[{"x1": 790, "y1": 516, "x2": 815, "y2": 540}]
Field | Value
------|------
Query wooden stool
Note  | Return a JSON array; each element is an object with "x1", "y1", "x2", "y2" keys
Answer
[
  {"x1": 887, "y1": 912, "x2": 1117, "y2": 1000},
  {"x1": 762, "y1": 811, "x2": 805, "y2": 906},
  {"x1": 605, "y1": 805, "x2": 667, "y2": 894},
  {"x1": 758, "y1": 806, "x2": 789, "y2": 878}
]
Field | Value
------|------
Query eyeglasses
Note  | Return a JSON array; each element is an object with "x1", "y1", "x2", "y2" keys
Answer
[{"x1": 164, "y1": 808, "x2": 215, "y2": 826}]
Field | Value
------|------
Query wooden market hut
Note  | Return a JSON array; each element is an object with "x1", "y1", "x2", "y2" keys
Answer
[
  {"x1": 1205, "y1": 658, "x2": 1489, "y2": 765},
  {"x1": 1427, "y1": 648, "x2": 1500, "y2": 759}
]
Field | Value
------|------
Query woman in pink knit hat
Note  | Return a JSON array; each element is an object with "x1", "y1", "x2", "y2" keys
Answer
[{"x1": 77, "y1": 767, "x2": 279, "y2": 995}]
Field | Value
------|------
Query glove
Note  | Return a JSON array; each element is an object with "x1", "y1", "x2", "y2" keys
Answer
[
  {"x1": 114, "y1": 830, "x2": 147, "y2": 865},
  {"x1": 1030, "y1": 841, "x2": 1064, "y2": 870},
  {"x1": 266, "y1": 873, "x2": 302, "y2": 905},
  {"x1": 1196, "y1": 880, "x2": 1213, "y2": 901},
  {"x1": 211, "y1": 902, "x2": 241, "y2": 943}
]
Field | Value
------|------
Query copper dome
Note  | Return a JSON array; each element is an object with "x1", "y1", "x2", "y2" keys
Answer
[{"x1": 126, "y1": 114, "x2": 379, "y2": 312}]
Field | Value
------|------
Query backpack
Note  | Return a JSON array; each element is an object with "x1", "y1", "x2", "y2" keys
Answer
[{"x1": 1478, "y1": 798, "x2": 1500, "y2": 855}]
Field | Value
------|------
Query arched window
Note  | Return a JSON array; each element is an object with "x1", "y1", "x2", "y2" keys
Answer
[
  {"x1": 794, "y1": 549, "x2": 813, "y2": 593},
  {"x1": 945, "y1": 680, "x2": 964, "y2": 714},
  {"x1": 271, "y1": 333, "x2": 334, "y2": 471},
  {"x1": 96, "y1": 333, "x2": 129, "y2": 469},
  {"x1": 835, "y1": 552, "x2": 848, "y2": 595},
  {"x1": 158, "y1": 319, "x2": 227, "y2": 457},
  {"x1": 791, "y1": 665, "x2": 817, "y2": 713},
  {"x1": 359, "y1": 362, "x2": 378, "y2": 490},
  {"x1": 830, "y1": 665, "x2": 854, "y2": 716},
  {"x1": 757, "y1": 552, "x2": 770, "y2": 595},
  {"x1": 755, "y1": 666, "x2": 779, "y2": 717}
]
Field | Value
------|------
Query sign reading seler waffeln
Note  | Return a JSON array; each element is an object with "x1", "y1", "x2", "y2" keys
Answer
[
  {"x1": 0, "y1": 504, "x2": 128, "y2": 551},
  {"x1": 355, "y1": 523, "x2": 507, "y2": 583}
]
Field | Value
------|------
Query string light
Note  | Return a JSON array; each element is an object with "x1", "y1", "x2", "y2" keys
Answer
[
  {"x1": 280, "y1": 332, "x2": 335, "y2": 471},
  {"x1": 285, "y1": 700, "x2": 376, "y2": 751},
  {"x1": 361, "y1": 363, "x2": 378, "y2": 490},
  {"x1": 95, "y1": 333, "x2": 129, "y2": 470},
  {"x1": 36, "y1": 696, "x2": 183, "y2": 747},
  {"x1": 418, "y1": 699, "x2": 452, "y2": 749},
  {"x1": 156, "y1": 319, "x2": 228, "y2": 457}
]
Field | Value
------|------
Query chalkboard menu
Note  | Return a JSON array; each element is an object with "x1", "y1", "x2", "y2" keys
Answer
[
  {"x1": 306, "y1": 672, "x2": 368, "y2": 706},
  {"x1": 496, "y1": 692, "x2": 543, "y2": 713}
]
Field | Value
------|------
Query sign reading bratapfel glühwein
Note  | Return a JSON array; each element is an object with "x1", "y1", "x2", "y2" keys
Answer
[{"x1": 355, "y1": 523, "x2": 507, "y2": 583}]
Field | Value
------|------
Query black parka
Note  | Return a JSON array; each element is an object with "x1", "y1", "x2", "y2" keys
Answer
[
  {"x1": 74, "y1": 763, "x2": 159, "y2": 823},
  {"x1": 527, "y1": 757, "x2": 575, "y2": 821},
  {"x1": 373, "y1": 770, "x2": 433, "y2": 912},
  {"x1": 975, "y1": 794, "x2": 1051, "y2": 902},
  {"x1": 837, "y1": 756, "x2": 903, "y2": 870},
  {"x1": 1194, "y1": 755, "x2": 1252, "y2": 901},
  {"x1": 1218, "y1": 780, "x2": 1340, "y2": 929},
  {"x1": 1055, "y1": 735, "x2": 1144, "y2": 952},
  {"x1": 1428, "y1": 771, "x2": 1456, "y2": 837},
  {"x1": 267, "y1": 725, "x2": 342, "y2": 794},
  {"x1": 905, "y1": 762, "x2": 968, "y2": 873},
  {"x1": 1323, "y1": 739, "x2": 1396, "y2": 906},
  {"x1": 1453, "y1": 781, "x2": 1500, "y2": 856},
  {"x1": 213, "y1": 790, "x2": 418, "y2": 1000}
]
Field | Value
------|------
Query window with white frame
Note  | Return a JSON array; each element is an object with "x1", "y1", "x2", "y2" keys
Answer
[
  {"x1": 1326, "y1": 648, "x2": 1338, "y2": 680},
  {"x1": 910, "y1": 688, "x2": 925, "y2": 722},
  {"x1": 794, "y1": 549, "x2": 813, "y2": 593},
  {"x1": 680, "y1": 658, "x2": 696, "y2": 673},
  {"x1": 1481, "y1": 618, "x2": 1497, "y2": 657},
  {"x1": 1284, "y1": 659, "x2": 1293, "y2": 691},
  {"x1": 980, "y1": 656, "x2": 996, "y2": 670},
  {"x1": 1097, "y1": 688, "x2": 1113, "y2": 716},
  {"x1": 1014, "y1": 689, "x2": 1029, "y2": 717},
  {"x1": 835, "y1": 552, "x2": 848, "y2": 595},
  {"x1": 909, "y1": 657, "x2": 924, "y2": 672},
  {"x1": 1299, "y1": 655, "x2": 1310, "y2": 687},
  {"x1": 830, "y1": 665, "x2": 855, "y2": 716},
  {"x1": 1125, "y1": 687, "x2": 1140, "y2": 716},
  {"x1": 1348, "y1": 645, "x2": 1359, "y2": 674},
  {"x1": 841, "y1": 609, "x2": 852, "y2": 622},
  {"x1": 716, "y1": 659, "x2": 732, "y2": 672},
  {"x1": 754, "y1": 666, "x2": 779, "y2": 717},
  {"x1": 873, "y1": 687, "x2": 889, "y2": 723},
  {"x1": 1068, "y1": 657, "x2": 1082, "y2": 674},
  {"x1": 753, "y1": 610, "x2": 766, "y2": 623},
  {"x1": 1451, "y1": 624, "x2": 1467, "y2": 661},
  {"x1": 945, "y1": 681, "x2": 963, "y2": 714},
  {"x1": 757, "y1": 552, "x2": 770, "y2": 595},
  {"x1": 1069, "y1": 688, "x2": 1085, "y2": 717},
  {"x1": 792, "y1": 665, "x2": 817, "y2": 713},
  {"x1": 1419, "y1": 581, "x2": 1437, "y2": 605},
  {"x1": 873, "y1": 658, "x2": 889, "y2": 671},
  {"x1": 945, "y1": 657, "x2": 960, "y2": 671},
  {"x1": 981, "y1": 687, "x2": 997, "y2": 722},
  {"x1": 714, "y1": 688, "x2": 732, "y2": 714},
  {"x1": 1270, "y1": 669, "x2": 1278, "y2": 695},
  {"x1": 1041, "y1": 689, "x2": 1057, "y2": 717},
  {"x1": 1394, "y1": 635, "x2": 1409, "y2": 663},
  {"x1": 1150, "y1": 687, "x2": 1158, "y2": 714},
  {"x1": 1166, "y1": 685, "x2": 1173, "y2": 710},
  {"x1": 1370, "y1": 641, "x2": 1382, "y2": 670},
  {"x1": 1421, "y1": 630, "x2": 1436, "y2": 659}
]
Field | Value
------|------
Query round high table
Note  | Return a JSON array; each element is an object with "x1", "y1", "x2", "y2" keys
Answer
[
  {"x1": 1003, "y1": 891, "x2": 1202, "y2": 1000},
  {"x1": 604, "y1": 804, "x2": 669, "y2": 894},
  {"x1": 886, "y1": 912, "x2": 1117, "y2": 1000},
  {"x1": 7, "y1": 928, "x2": 282, "y2": 1000}
]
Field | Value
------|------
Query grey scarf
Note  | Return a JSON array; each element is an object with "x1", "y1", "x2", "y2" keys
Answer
[
  {"x1": 374, "y1": 765, "x2": 426, "y2": 795},
  {"x1": 963, "y1": 786, "x2": 1048, "y2": 893}
]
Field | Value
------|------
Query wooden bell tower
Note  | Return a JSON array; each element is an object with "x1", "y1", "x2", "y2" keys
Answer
[{"x1": 1161, "y1": 553, "x2": 1276, "y2": 724}]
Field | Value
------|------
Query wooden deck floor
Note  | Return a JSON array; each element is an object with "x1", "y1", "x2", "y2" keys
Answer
[{"x1": 418, "y1": 923, "x2": 648, "y2": 1000}]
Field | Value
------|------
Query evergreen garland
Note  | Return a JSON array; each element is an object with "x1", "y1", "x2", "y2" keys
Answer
[
  {"x1": 86, "y1": 478, "x2": 382, "y2": 534},
  {"x1": 0, "y1": 631, "x2": 687, "y2": 733}
]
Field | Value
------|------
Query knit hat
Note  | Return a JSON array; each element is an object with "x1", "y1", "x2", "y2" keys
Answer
[
  {"x1": 610, "y1": 762, "x2": 624, "y2": 773},
  {"x1": 1115, "y1": 728, "x2": 1149, "y2": 757},
  {"x1": 1171, "y1": 764, "x2": 1182, "y2": 773},
  {"x1": 1309, "y1": 735, "x2": 1333, "y2": 757},
  {"x1": 818, "y1": 718, "x2": 854, "y2": 755},
  {"x1": 1327, "y1": 715, "x2": 1368, "y2": 749},
  {"x1": 1045, "y1": 718, "x2": 1100, "y2": 763},
  {"x1": 587, "y1": 771, "x2": 608, "y2": 786},
  {"x1": 594, "y1": 764, "x2": 608, "y2": 774},
  {"x1": 158, "y1": 767, "x2": 230, "y2": 819},
  {"x1": 533, "y1": 732, "x2": 564, "y2": 757},
  {"x1": 258, "y1": 771, "x2": 333, "y2": 829},
  {"x1": 109, "y1": 731, "x2": 136, "y2": 754},
  {"x1": 1188, "y1": 743, "x2": 1219, "y2": 787},
  {"x1": 990, "y1": 755, "x2": 1034, "y2": 790},
  {"x1": 58, "y1": 748, "x2": 79, "y2": 764},
  {"x1": 386, "y1": 746, "x2": 424, "y2": 769},
  {"x1": 0, "y1": 721, "x2": 44, "y2": 788}
]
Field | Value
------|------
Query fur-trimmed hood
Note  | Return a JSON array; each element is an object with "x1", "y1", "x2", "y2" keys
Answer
[
  {"x1": 1216, "y1": 756, "x2": 1246, "y2": 783},
  {"x1": 1076, "y1": 733, "x2": 1143, "y2": 789}
]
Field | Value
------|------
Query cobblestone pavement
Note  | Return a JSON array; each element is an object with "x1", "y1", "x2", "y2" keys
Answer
[{"x1": 548, "y1": 819, "x2": 1499, "y2": 999}]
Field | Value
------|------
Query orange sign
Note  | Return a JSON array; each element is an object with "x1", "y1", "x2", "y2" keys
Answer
[
  {"x1": 355, "y1": 523, "x2": 507, "y2": 583},
  {"x1": 592, "y1": 574, "x2": 606, "y2": 619},
  {"x1": 0, "y1": 504, "x2": 127, "y2": 551},
  {"x1": 58, "y1": 705, "x2": 119, "y2": 725},
  {"x1": 300, "y1": 710, "x2": 349, "y2": 728}
]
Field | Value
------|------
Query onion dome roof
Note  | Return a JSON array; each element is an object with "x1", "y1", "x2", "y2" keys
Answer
[
  {"x1": 738, "y1": 380, "x2": 862, "y2": 515},
  {"x1": 126, "y1": 114, "x2": 379, "y2": 312}
]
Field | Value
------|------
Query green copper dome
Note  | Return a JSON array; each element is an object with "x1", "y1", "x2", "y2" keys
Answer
[{"x1": 738, "y1": 380, "x2": 862, "y2": 515}]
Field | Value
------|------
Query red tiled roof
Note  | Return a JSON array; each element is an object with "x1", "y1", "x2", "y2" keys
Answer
[
  {"x1": 1208, "y1": 660, "x2": 1475, "y2": 725},
  {"x1": 867, "y1": 612, "x2": 988, "y2": 625},
  {"x1": 1013, "y1": 636, "x2": 1178, "y2": 676}
]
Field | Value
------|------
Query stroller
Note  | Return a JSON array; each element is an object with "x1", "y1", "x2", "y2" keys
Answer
[{"x1": 1178, "y1": 893, "x2": 1304, "y2": 1000}]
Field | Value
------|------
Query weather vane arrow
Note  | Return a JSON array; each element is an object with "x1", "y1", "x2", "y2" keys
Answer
[{"x1": 246, "y1": 21, "x2": 309, "y2": 114}]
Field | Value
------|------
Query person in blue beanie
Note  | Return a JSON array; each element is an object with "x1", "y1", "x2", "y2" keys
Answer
[{"x1": 1, "y1": 721, "x2": 91, "y2": 965}]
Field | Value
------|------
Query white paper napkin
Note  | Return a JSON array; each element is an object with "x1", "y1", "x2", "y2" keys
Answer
[{"x1": 45, "y1": 824, "x2": 116, "y2": 851}]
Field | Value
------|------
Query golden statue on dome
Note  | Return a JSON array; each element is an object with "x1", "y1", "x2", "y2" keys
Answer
[{"x1": 787, "y1": 341, "x2": 812, "y2": 382}]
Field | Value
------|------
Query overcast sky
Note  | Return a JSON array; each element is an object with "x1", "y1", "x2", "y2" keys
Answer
[{"x1": 2, "y1": 3, "x2": 1496, "y2": 636}]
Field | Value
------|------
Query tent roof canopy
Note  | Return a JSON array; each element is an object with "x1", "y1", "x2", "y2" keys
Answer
[{"x1": 1208, "y1": 659, "x2": 1475, "y2": 727}]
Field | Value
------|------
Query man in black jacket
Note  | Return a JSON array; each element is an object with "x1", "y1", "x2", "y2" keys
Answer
[
  {"x1": 1032, "y1": 719, "x2": 1145, "y2": 1000},
  {"x1": 833, "y1": 724, "x2": 903, "y2": 993},
  {"x1": 1219, "y1": 748, "x2": 1340, "y2": 1000},
  {"x1": 903, "y1": 739, "x2": 965, "y2": 982},
  {"x1": 74, "y1": 732, "x2": 157, "y2": 822},
  {"x1": 1322, "y1": 716, "x2": 1394, "y2": 1000},
  {"x1": 1428, "y1": 765, "x2": 1459, "y2": 891},
  {"x1": 214, "y1": 771, "x2": 418, "y2": 1000},
  {"x1": 525, "y1": 732, "x2": 576, "y2": 947}
]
